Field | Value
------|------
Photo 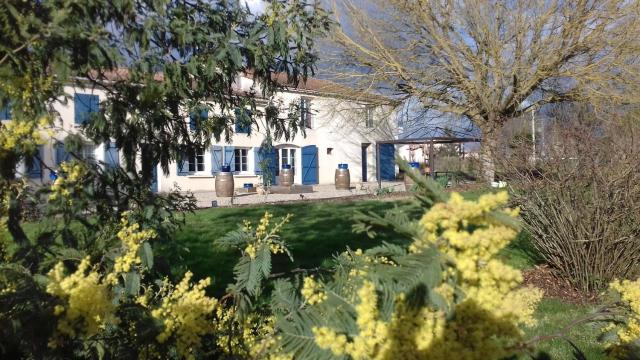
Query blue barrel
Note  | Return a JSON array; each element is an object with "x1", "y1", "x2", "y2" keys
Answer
[
  {"x1": 243, "y1": 183, "x2": 253, "y2": 189},
  {"x1": 221, "y1": 165, "x2": 231, "y2": 172},
  {"x1": 338, "y1": 163, "x2": 348, "y2": 169},
  {"x1": 282, "y1": 164, "x2": 292, "y2": 169},
  {"x1": 409, "y1": 162, "x2": 420, "y2": 169}
]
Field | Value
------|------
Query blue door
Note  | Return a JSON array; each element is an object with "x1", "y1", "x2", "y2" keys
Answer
[
  {"x1": 301, "y1": 145, "x2": 318, "y2": 185},
  {"x1": 379, "y1": 143, "x2": 395, "y2": 181}
]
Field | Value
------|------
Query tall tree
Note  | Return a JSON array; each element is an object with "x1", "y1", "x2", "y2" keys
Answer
[
  {"x1": 0, "y1": 0, "x2": 329, "y2": 243},
  {"x1": 328, "y1": 0, "x2": 640, "y2": 181}
]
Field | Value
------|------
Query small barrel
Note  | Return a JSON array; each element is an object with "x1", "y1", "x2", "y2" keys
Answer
[
  {"x1": 215, "y1": 166, "x2": 234, "y2": 197},
  {"x1": 279, "y1": 164, "x2": 294, "y2": 186},
  {"x1": 404, "y1": 162, "x2": 421, "y2": 191},
  {"x1": 335, "y1": 163, "x2": 350, "y2": 190}
]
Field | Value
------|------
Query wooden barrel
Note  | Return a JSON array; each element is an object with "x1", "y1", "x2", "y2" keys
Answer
[
  {"x1": 215, "y1": 171, "x2": 234, "y2": 197},
  {"x1": 335, "y1": 164, "x2": 350, "y2": 190},
  {"x1": 280, "y1": 165, "x2": 294, "y2": 186},
  {"x1": 404, "y1": 162, "x2": 421, "y2": 191}
]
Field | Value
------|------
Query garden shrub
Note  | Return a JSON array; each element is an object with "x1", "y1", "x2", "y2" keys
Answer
[{"x1": 505, "y1": 108, "x2": 640, "y2": 292}]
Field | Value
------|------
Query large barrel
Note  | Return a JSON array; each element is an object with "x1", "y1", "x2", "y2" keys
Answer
[
  {"x1": 215, "y1": 166, "x2": 234, "y2": 197},
  {"x1": 335, "y1": 163, "x2": 350, "y2": 190},
  {"x1": 279, "y1": 164, "x2": 294, "y2": 186},
  {"x1": 404, "y1": 162, "x2": 421, "y2": 191}
]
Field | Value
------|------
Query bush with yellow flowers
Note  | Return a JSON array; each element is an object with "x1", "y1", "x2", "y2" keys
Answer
[
  {"x1": 599, "y1": 278, "x2": 640, "y2": 358},
  {"x1": 266, "y1": 190, "x2": 543, "y2": 360}
]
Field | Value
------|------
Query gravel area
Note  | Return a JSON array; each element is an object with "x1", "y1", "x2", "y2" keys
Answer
[{"x1": 190, "y1": 181, "x2": 407, "y2": 208}]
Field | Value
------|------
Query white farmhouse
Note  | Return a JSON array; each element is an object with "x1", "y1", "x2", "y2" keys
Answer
[{"x1": 3, "y1": 71, "x2": 400, "y2": 193}]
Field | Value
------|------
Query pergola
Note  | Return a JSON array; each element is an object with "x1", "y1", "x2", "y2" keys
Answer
[{"x1": 375, "y1": 136, "x2": 482, "y2": 189}]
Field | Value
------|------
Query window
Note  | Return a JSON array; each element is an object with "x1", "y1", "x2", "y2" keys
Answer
[
  {"x1": 189, "y1": 149, "x2": 205, "y2": 173},
  {"x1": 365, "y1": 106, "x2": 374, "y2": 128},
  {"x1": 79, "y1": 144, "x2": 96, "y2": 160},
  {"x1": 234, "y1": 148, "x2": 248, "y2": 172},
  {"x1": 74, "y1": 93, "x2": 99, "y2": 124},
  {"x1": 280, "y1": 148, "x2": 297, "y2": 173},
  {"x1": 234, "y1": 108, "x2": 251, "y2": 134},
  {"x1": 300, "y1": 98, "x2": 312, "y2": 129}
]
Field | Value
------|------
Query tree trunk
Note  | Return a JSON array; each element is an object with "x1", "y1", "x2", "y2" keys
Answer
[{"x1": 479, "y1": 128, "x2": 499, "y2": 184}]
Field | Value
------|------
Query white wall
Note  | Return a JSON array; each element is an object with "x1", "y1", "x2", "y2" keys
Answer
[{"x1": 12, "y1": 79, "x2": 397, "y2": 192}]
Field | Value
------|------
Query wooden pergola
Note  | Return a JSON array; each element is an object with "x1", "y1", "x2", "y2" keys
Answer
[{"x1": 375, "y1": 136, "x2": 481, "y2": 189}]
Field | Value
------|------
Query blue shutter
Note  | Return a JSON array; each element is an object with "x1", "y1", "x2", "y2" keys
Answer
[
  {"x1": 234, "y1": 108, "x2": 251, "y2": 134},
  {"x1": 224, "y1": 146, "x2": 235, "y2": 172},
  {"x1": 150, "y1": 165, "x2": 158, "y2": 193},
  {"x1": 177, "y1": 152, "x2": 190, "y2": 176},
  {"x1": 211, "y1": 145, "x2": 222, "y2": 174},
  {"x1": 0, "y1": 104, "x2": 10, "y2": 120},
  {"x1": 190, "y1": 110, "x2": 208, "y2": 131},
  {"x1": 379, "y1": 144, "x2": 395, "y2": 181},
  {"x1": 256, "y1": 147, "x2": 277, "y2": 185},
  {"x1": 55, "y1": 142, "x2": 69, "y2": 166},
  {"x1": 104, "y1": 141, "x2": 120, "y2": 168},
  {"x1": 74, "y1": 93, "x2": 99, "y2": 124},
  {"x1": 301, "y1": 145, "x2": 318, "y2": 185},
  {"x1": 254, "y1": 147, "x2": 263, "y2": 175},
  {"x1": 27, "y1": 146, "x2": 43, "y2": 178}
]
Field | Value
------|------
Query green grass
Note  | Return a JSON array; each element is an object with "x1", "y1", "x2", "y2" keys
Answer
[
  {"x1": 165, "y1": 198, "x2": 424, "y2": 294},
  {"x1": 523, "y1": 298, "x2": 606, "y2": 359}
]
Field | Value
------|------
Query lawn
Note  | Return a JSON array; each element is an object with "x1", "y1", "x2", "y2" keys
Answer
[{"x1": 165, "y1": 194, "x2": 606, "y2": 359}]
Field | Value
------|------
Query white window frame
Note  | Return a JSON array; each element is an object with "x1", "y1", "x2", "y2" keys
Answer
[
  {"x1": 80, "y1": 144, "x2": 96, "y2": 161},
  {"x1": 188, "y1": 149, "x2": 206, "y2": 173},
  {"x1": 365, "y1": 106, "x2": 374, "y2": 128},
  {"x1": 234, "y1": 148, "x2": 249, "y2": 173},
  {"x1": 280, "y1": 148, "x2": 297, "y2": 174},
  {"x1": 301, "y1": 97, "x2": 312, "y2": 129}
]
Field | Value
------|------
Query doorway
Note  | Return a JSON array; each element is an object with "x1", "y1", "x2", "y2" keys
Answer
[{"x1": 361, "y1": 143, "x2": 370, "y2": 182}]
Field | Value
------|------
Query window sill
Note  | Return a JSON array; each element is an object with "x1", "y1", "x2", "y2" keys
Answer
[
  {"x1": 187, "y1": 174, "x2": 214, "y2": 178},
  {"x1": 234, "y1": 173, "x2": 258, "y2": 178}
]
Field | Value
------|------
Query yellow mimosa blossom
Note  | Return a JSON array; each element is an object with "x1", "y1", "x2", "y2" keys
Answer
[
  {"x1": 313, "y1": 281, "x2": 388, "y2": 359},
  {"x1": 151, "y1": 271, "x2": 217, "y2": 358},
  {"x1": 112, "y1": 213, "x2": 156, "y2": 276},
  {"x1": 606, "y1": 278, "x2": 640, "y2": 357},
  {"x1": 242, "y1": 212, "x2": 292, "y2": 260},
  {"x1": 301, "y1": 276, "x2": 328, "y2": 305},
  {"x1": 311, "y1": 191, "x2": 543, "y2": 360},
  {"x1": 46, "y1": 257, "x2": 116, "y2": 343},
  {"x1": 49, "y1": 162, "x2": 88, "y2": 205}
]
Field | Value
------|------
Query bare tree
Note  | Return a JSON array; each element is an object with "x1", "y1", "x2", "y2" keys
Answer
[{"x1": 327, "y1": 0, "x2": 640, "y2": 181}]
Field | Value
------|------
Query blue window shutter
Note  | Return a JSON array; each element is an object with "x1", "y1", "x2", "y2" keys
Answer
[
  {"x1": 189, "y1": 110, "x2": 207, "y2": 131},
  {"x1": 55, "y1": 142, "x2": 69, "y2": 166},
  {"x1": 234, "y1": 108, "x2": 251, "y2": 134},
  {"x1": 254, "y1": 147, "x2": 262, "y2": 175},
  {"x1": 224, "y1": 146, "x2": 235, "y2": 172},
  {"x1": 301, "y1": 145, "x2": 319, "y2": 185},
  {"x1": 27, "y1": 146, "x2": 43, "y2": 178},
  {"x1": 177, "y1": 152, "x2": 190, "y2": 176},
  {"x1": 74, "y1": 93, "x2": 99, "y2": 124},
  {"x1": 256, "y1": 147, "x2": 277, "y2": 185},
  {"x1": 211, "y1": 145, "x2": 222, "y2": 174},
  {"x1": 0, "y1": 104, "x2": 10, "y2": 120},
  {"x1": 104, "y1": 141, "x2": 120, "y2": 168}
]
